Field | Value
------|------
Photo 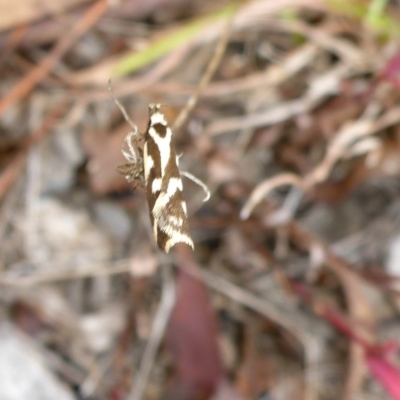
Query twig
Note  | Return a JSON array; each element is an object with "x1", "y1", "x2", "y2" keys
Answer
[
  {"x1": 127, "y1": 265, "x2": 176, "y2": 400},
  {"x1": 240, "y1": 101, "x2": 385, "y2": 220},
  {"x1": 0, "y1": 25, "x2": 28, "y2": 68},
  {"x1": 205, "y1": 62, "x2": 367, "y2": 136},
  {"x1": 0, "y1": 0, "x2": 108, "y2": 116},
  {"x1": 107, "y1": 79, "x2": 137, "y2": 131},
  {"x1": 171, "y1": 5, "x2": 236, "y2": 133},
  {"x1": 174, "y1": 252, "x2": 319, "y2": 400},
  {"x1": 0, "y1": 102, "x2": 68, "y2": 200},
  {"x1": 74, "y1": 0, "x2": 329, "y2": 105},
  {"x1": 0, "y1": 258, "x2": 135, "y2": 287},
  {"x1": 240, "y1": 173, "x2": 305, "y2": 220}
]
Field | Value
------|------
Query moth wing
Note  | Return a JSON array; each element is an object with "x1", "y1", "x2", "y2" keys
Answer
[{"x1": 151, "y1": 182, "x2": 194, "y2": 252}]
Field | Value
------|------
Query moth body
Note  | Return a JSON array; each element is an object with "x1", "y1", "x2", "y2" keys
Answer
[{"x1": 143, "y1": 104, "x2": 194, "y2": 252}]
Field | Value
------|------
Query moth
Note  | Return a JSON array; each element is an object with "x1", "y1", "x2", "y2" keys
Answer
[
  {"x1": 117, "y1": 104, "x2": 195, "y2": 253},
  {"x1": 143, "y1": 104, "x2": 194, "y2": 252}
]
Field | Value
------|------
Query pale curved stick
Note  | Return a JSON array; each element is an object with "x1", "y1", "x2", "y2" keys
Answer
[
  {"x1": 307, "y1": 119, "x2": 373, "y2": 186},
  {"x1": 345, "y1": 137, "x2": 381, "y2": 159},
  {"x1": 240, "y1": 173, "x2": 305, "y2": 220}
]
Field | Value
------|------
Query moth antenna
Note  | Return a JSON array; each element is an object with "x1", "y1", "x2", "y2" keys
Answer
[
  {"x1": 107, "y1": 79, "x2": 137, "y2": 132},
  {"x1": 180, "y1": 171, "x2": 210, "y2": 202}
]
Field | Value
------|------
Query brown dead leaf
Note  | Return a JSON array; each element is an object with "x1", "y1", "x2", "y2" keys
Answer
[
  {"x1": 164, "y1": 267, "x2": 224, "y2": 400},
  {"x1": 81, "y1": 123, "x2": 134, "y2": 194}
]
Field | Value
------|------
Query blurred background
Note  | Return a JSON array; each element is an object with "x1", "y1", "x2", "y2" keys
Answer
[{"x1": 1, "y1": 0, "x2": 400, "y2": 399}]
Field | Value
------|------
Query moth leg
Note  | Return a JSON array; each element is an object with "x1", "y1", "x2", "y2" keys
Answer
[
  {"x1": 176, "y1": 153, "x2": 210, "y2": 201},
  {"x1": 118, "y1": 129, "x2": 145, "y2": 183},
  {"x1": 180, "y1": 170, "x2": 210, "y2": 202},
  {"x1": 122, "y1": 128, "x2": 141, "y2": 164}
]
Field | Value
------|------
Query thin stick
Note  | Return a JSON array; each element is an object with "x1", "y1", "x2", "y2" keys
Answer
[
  {"x1": 0, "y1": 101, "x2": 68, "y2": 200},
  {"x1": 171, "y1": 7, "x2": 236, "y2": 133},
  {"x1": 127, "y1": 265, "x2": 176, "y2": 400},
  {"x1": 0, "y1": 0, "x2": 108, "y2": 116},
  {"x1": 107, "y1": 79, "x2": 137, "y2": 132},
  {"x1": 173, "y1": 257, "x2": 318, "y2": 400}
]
